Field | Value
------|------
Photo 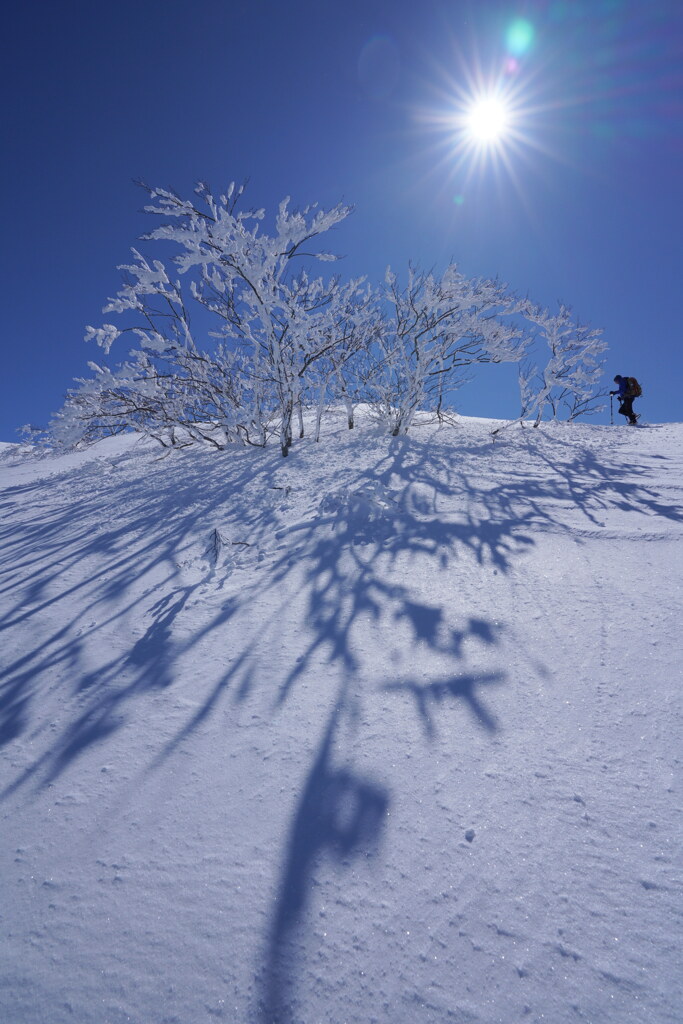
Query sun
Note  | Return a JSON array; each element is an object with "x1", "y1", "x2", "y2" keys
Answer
[
  {"x1": 412, "y1": 18, "x2": 567, "y2": 209},
  {"x1": 465, "y1": 95, "x2": 510, "y2": 143}
]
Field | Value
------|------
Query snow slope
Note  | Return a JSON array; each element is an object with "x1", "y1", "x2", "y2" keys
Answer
[{"x1": 1, "y1": 412, "x2": 682, "y2": 1024}]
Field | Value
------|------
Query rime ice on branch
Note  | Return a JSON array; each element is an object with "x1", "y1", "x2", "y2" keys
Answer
[
  {"x1": 52, "y1": 184, "x2": 373, "y2": 454},
  {"x1": 367, "y1": 263, "x2": 529, "y2": 435},
  {"x1": 518, "y1": 303, "x2": 607, "y2": 427},
  {"x1": 51, "y1": 182, "x2": 607, "y2": 452}
]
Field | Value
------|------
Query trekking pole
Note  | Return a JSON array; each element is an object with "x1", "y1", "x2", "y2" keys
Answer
[{"x1": 610, "y1": 394, "x2": 613, "y2": 425}]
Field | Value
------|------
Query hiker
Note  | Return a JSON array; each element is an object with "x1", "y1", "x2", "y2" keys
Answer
[{"x1": 610, "y1": 375, "x2": 640, "y2": 425}]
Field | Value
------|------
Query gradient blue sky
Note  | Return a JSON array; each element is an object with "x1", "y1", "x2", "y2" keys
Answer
[{"x1": 2, "y1": 0, "x2": 682, "y2": 439}]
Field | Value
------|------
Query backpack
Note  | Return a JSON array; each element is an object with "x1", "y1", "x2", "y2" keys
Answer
[{"x1": 627, "y1": 377, "x2": 642, "y2": 398}]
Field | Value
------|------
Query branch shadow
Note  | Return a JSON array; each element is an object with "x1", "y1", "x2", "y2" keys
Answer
[
  {"x1": 261, "y1": 690, "x2": 388, "y2": 1023},
  {"x1": 251, "y1": 426, "x2": 683, "y2": 1020},
  {"x1": 3, "y1": 422, "x2": 681, "y2": 1021},
  {"x1": 385, "y1": 672, "x2": 506, "y2": 739},
  {"x1": 0, "y1": 442, "x2": 271, "y2": 790}
]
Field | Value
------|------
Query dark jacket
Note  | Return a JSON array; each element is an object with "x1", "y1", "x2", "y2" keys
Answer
[{"x1": 613, "y1": 375, "x2": 630, "y2": 398}]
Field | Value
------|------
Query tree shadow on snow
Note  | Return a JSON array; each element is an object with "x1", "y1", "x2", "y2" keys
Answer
[
  {"x1": 2, "y1": 424, "x2": 681, "y2": 1021},
  {"x1": 254, "y1": 438, "x2": 534, "y2": 1021},
  {"x1": 251, "y1": 427, "x2": 683, "y2": 1021},
  {"x1": 261, "y1": 687, "x2": 389, "y2": 1023},
  {"x1": 0, "y1": 443, "x2": 265, "y2": 793},
  {"x1": 385, "y1": 672, "x2": 505, "y2": 737}
]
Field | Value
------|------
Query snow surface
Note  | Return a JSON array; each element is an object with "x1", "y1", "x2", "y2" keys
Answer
[{"x1": 1, "y1": 411, "x2": 682, "y2": 1024}]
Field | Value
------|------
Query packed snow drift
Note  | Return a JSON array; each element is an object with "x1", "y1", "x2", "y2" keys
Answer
[{"x1": 1, "y1": 411, "x2": 682, "y2": 1024}]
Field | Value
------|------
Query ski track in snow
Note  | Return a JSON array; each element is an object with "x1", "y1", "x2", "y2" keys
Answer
[{"x1": 1, "y1": 412, "x2": 682, "y2": 1024}]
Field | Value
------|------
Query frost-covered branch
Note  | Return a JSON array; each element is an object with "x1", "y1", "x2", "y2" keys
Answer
[
  {"x1": 365, "y1": 264, "x2": 528, "y2": 435},
  {"x1": 58, "y1": 182, "x2": 371, "y2": 455},
  {"x1": 49, "y1": 178, "x2": 607, "y2": 454},
  {"x1": 518, "y1": 303, "x2": 607, "y2": 427}
]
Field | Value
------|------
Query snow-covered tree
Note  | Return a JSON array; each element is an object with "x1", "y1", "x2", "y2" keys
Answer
[
  {"x1": 51, "y1": 179, "x2": 608, "y2": 453},
  {"x1": 365, "y1": 264, "x2": 528, "y2": 436},
  {"x1": 304, "y1": 286, "x2": 381, "y2": 439},
  {"x1": 50, "y1": 361, "x2": 143, "y2": 449},
  {"x1": 66, "y1": 183, "x2": 377, "y2": 456},
  {"x1": 517, "y1": 303, "x2": 607, "y2": 426},
  {"x1": 132, "y1": 182, "x2": 372, "y2": 455}
]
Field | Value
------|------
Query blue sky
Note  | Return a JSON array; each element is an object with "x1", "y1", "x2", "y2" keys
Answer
[{"x1": 2, "y1": 0, "x2": 682, "y2": 440}]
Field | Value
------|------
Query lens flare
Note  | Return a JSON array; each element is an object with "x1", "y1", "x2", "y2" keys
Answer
[{"x1": 506, "y1": 19, "x2": 535, "y2": 57}]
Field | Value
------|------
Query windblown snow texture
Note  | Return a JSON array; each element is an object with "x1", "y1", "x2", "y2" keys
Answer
[{"x1": 1, "y1": 412, "x2": 682, "y2": 1024}]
